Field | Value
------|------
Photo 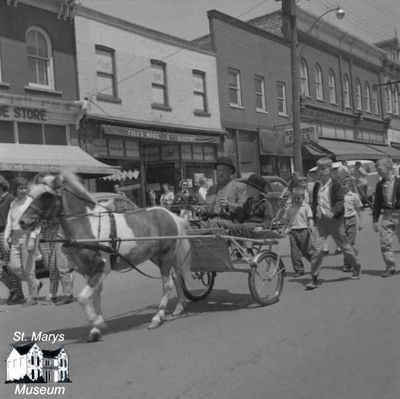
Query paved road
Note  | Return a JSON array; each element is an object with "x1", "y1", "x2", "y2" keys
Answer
[{"x1": 1, "y1": 211, "x2": 400, "y2": 399}]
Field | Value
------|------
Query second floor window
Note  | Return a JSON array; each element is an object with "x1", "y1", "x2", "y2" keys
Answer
[
  {"x1": 328, "y1": 69, "x2": 337, "y2": 104},
  {"x1": 372, "y1": 86, "x2": 379, "y2": 114},
  {"x1": 254, "y1": 75, "x2": 267, "y2": 112},
  {"x1": 343, "y1": 74, "x2": 351, "y2": 109},
  {"x1": 276, "y1": 81, "x2": 287, "y2": 116},
  {"x1": 315, "y1": 64, "x2": 324, "y2": 100},
  {"x1": 393, "y1": 86, "x2": 399, "y2": 115},
  {"x1": 192, "y1": 70, "x2": 208, "y2": 113},
  {"x1": 95, "y1": 46, "x2": 117, "y2": 98},
  {"x1": 151, "y1": 60, "x2": 168, "y2": 107},
  {"x1": 26, "y1": 27, "x2": 54, "y2": 89},
  {"x1": 355, "y1": 79, "x2": 363, "y2": 110},
  {"x1": 299, "y1": 58, "x2": 309, "y2": 97},
  {"x1": 365, "y1": 82, "x2": 371, "y2": 112},
  {"x1": 228, "y1": 68, "x2": 242, "y2": 107},
  {"x1": 386, "y1": 85, "x2": 393, "y2": 114}
]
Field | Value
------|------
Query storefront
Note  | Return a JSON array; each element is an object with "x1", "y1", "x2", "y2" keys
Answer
[{"x1": 82, "y1": 119, "x2": 223, "y2": 206}]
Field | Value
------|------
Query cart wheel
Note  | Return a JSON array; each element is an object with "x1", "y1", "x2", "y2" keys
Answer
[
  {"x1": 181, "y1": 271, "x2": 215, "y2": 301},
  {"x1": 248, "y1": 251, "x2": 284, "y2": 306}
]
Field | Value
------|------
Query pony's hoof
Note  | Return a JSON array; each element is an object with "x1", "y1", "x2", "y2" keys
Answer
[
  {"x1": 86, "y1": 327, "x2": 102, "y2": 342},
  {"x1": 148, "y1": 319, "x2": 163, "y2": 329}
]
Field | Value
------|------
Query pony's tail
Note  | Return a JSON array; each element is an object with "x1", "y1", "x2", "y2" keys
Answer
[{"x1": 174, "y1": 216, "x2": 193, "y2": 285}]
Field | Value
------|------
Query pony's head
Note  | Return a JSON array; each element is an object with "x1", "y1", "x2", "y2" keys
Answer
[{"x1": 20, "y1": 172, "x2": 96, "y2": 231}]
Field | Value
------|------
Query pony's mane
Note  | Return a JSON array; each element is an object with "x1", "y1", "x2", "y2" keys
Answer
[{"x1": 61, "y1": 171, "x2": 96, "y2": 206}]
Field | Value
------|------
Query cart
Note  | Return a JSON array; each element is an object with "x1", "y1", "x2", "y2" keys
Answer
[{"x1": 181, "y1": 225, "x2": 286, "y2": 306}]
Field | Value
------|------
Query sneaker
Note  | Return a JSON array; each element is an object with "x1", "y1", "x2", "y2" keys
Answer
[
  {"x1": 351, "y1": 272, "x2": 360, "y2": 280},
  {"x1": 7, "y1": 294, "x2": 26, "y2": 305},
  {"x1": 381, "y1": 268, "x2": 396, "y2": 278},
  {"x1": 23, "y1": 298, "x2": 38, "y2": 307},
  {"x1": 305, "y1": 276, "x2": 319, "y2": 290},
  {"x1": 342, "y1": 266, "x2": 352, "y2": 273},
  {"x1": 322, "y1": 250, "x2": 329, "y2": 255},
  {"x1": 293, "y1": 271, "x2": 304, "y2": 277},
  {"x1": 55, "y1": 295, "x2": 74, "y2": 306}
]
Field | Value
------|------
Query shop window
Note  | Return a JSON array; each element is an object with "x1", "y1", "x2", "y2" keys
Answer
[
  {"x1": 18, "y1": 122, "x2": 42, "y2": 144},
  {"x1": 315, "y1": 64, "x2": 324, "y2": 101},
  {"x1": 203, "y1": 145, "x2": 215, "y2": 161},
  {"x1": 151, "y1": 60, "x2": 169, "y2": 109},
  {"x1": 0, "y1": 121, "x2": 14, "y2": 142},
  {"x1": 193, "y1": 70, "x2": 208, "y2": 114},
  {"x1": 95, "y1": 45, "x2": 118, "y2": 100},
  {"x1": 254, "y1": 75, "x2": 267, "y2": 112},
  {"x1": 299, "y1": 58, "x2": 309, "y2": 97},
  {"x1": 276, "y1": 81, "x2": 287, "y2": 116},
  {"x1": 161, "y1": 145, "x2": 179, "y2": 161},
  {"x1": 181, "y1": 144, "x2": 192, "y2": 160},
  {"x1": 44, "y1": 125, "x2": 66, "y2": 145},
  {"x1": 192, "y1": 145, "x2": 203, "y2": 161},
  {"x1": 228, "y1": 68, "x2": 242, "y2": 107},
  {"x1": 26, "y1": 27, "x2": 54, "y2": 90},
  {"x1": 355, "y1": 79, "x2": 363, "y2": 110},
  {"x1": 343, "y1": 74, "x2": 351, "y2": 109},
  {"x1": 143, "y1": 145, "x2": 161, "y2": 162},
  {"x1": 328, "y1": 69, "x2": 337, "y2": 104},
  {"x1": 125, "y1": 140, "x2": 140, "y2": 159}
]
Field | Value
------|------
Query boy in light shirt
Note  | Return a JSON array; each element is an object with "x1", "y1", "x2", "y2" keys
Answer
[
  {"x1": 283, "y1": 187, "x2": 314, "y2": 277},
  {"x1": 341, "y1": 176, "x2": 362, "y2": 274}
]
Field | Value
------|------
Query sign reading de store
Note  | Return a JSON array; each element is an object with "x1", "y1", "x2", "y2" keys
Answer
[
  {"x1": 0, "y1": 104, "x2": 47, "y2": 121},
  {"x1": 283, "y1": 124, "x2": 319, "y2": 147}
]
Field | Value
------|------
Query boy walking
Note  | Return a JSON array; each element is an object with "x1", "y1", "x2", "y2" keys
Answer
[{"x1": 283, "y1": 187, "x2": 314, "y2": 277}]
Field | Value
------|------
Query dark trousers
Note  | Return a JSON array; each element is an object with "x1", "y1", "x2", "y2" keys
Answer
[
  {"x1": 343, "y1": 215, "x2": 358, "y2": 269},
  {"x1": 289, "y1": 228, "x2": 312, "y2": 272}
]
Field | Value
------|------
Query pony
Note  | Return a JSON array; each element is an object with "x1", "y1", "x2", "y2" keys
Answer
[{"x1": 20, "y1": 172, "x2": 192, "y2": 342}]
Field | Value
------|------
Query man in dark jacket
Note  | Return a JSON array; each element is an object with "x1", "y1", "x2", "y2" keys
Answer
[
  {"x1": 0, "y1": 175, "x2": 24, "y2": 304},
  {"x1": 306, "y1": 157, "x2": 361, "y2": 289}
]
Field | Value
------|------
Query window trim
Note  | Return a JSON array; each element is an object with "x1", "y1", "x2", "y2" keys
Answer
[
  {"x1": 328, "y1": 69, "x2": 337, "y2": 105},
  {"x1": 228, "y1": 67, "x2": 243, "y2": 108},
  {"x1": 26, "y1": 26, "x2": 55, "y2": 90},
  {"x1": 276, "y1": 81, "x2": 288, "y2": 116},
  {"x1": 254, "y1": 74, "x2": 267, "y2": 112},
  {"x1": 95, "y1": 45, "x2": 119, "y2": 101},
  {"x1": 343, "y1": 74, "x2": 351, "y2": 109},
  {"x1": 151, "y1": 59, "x2": 170, "y2": 109},
  {"x1": 192, "y1": 69, "x2": 209, "y2": 115},
  {"x1": 315, "y1": 63, "x2": 324, "y2": 101},
  {"x1": 299, "y1": 58, "x2": 310, "y2": 97}
]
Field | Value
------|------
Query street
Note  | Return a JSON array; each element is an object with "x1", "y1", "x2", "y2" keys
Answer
[{"x1": 1, "y1": 211, "x2": 400, "y2": 399}]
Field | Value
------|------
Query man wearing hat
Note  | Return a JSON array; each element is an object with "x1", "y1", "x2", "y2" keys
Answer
[{"x1": 202, "y1": 156, "x2": 247, "y2": 222}]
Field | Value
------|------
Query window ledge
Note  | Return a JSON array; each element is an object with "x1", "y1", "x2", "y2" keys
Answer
[
  {"x1": 229, "y1": 104, "x2": 244, "y2": 110},
  {"x1": 329, "y1": 102, "x2": 338, "y2": 106},
  {"x1": 96, "y1": 94, "x2": 122, "y2": 104},
  {"x1": 193, "y1": 110, "x2": 211, "y2": 117},
  {"x1": 278, "y1": 113, "x2": 289, "y2": 118},
  {"x1": 152, "y1": 103, "x2": 172, "y2": 112},
  {"x1": 24, "y1": 86, "x2": 62, "y2": 97},
  {"x1": 0, "y1": 82, "x2": 10, "y2": 89},
  {"x1": 316, "y1": 98, "x2": 325, "y2": 103},
  {"x1": 256, "y1": 109, "x2": 268, "y2": 114}
]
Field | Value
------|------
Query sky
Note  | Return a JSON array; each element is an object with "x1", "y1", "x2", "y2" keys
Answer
[{"x1": 81, "y1": 0, "x2": 400, "y2": 45}]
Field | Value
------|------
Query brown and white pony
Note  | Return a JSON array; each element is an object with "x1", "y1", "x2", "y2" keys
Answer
[{"x1": 20, "y1": 172, "x2": 192, "y2": 342}]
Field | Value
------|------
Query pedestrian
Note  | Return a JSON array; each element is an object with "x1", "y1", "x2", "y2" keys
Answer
[
  {"x1": 171, "y1": 180, "x2": 198, "y2": 219},
  {"x1": 3, "y1": 177, "x2": 42, "y2": 305},
  {"x1": 372, "y1": 157, "x2": 400, "y2": 277},
  {"x1": 341, "y1": 176, "x2": 363, "y2": 273},
  {"x1": 336, "y1": 160, "x2": 351, "y2": 181},
  {"x1": 197, "y1": 177, "x2": 209, "y2": 204},
  {"x1": 0, "y1": 175, "x2": 24, "y2": 305},
  {"x1": 306, "y1": 157, "x2": 362, "y2": 290},
  {"x1": 114, "y1": 184, "x2": 126, "y2": 197},
  {"x1": 353, "y1": 161, "x2": 373, "y2": 208},
  {"x1": 282, "y1": 187, "x2": 314, "y2": 277},
  {"x1": 160, "y1": 183, "x2": 174, "y2": 209}
]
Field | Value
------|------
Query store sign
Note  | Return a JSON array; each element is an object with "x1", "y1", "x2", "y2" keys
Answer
[
  {"x1": 284, "y1": 125, "x2": 318, "y2": 147},
  {"x1": 0, "y1": 105, "x2": 47, "y2": 121},
  {"x1": 102, "y1": 125, "x2": 220, "y2": 144}
]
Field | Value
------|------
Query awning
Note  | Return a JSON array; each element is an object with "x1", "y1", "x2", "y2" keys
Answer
[
  {"x1": 366, "y1": 144, "x2": 400, "y2": 161},
  {"x1": 318, "y1": 139, "x2": 386, "y2": 161},
  {"x1": 302, "y1": 142, "x2": 332, "y2": 159},
  {"x1": 102, "y1": 125, "x2": 221, "y2": 144},
  {"x1": 0, "y1": 144, "x2": 119, "y2": 175},
  {"x1": 102, "y1": 169, "x2": 140, "y2": 181}
]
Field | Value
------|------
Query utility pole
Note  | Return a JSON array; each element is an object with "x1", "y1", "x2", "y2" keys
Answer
[{"x1": 282, "y1": 0, "x2": 303, "y2": 174}]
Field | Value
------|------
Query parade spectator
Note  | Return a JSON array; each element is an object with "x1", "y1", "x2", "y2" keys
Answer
[
  {"x1": 337, "y1": 160, "x2": 351, "y2": 181},
  {"x1": 4, "y1": 177, "x2": 42, "y2": 305},
  {"x1": 114, "y1": 184, "x2": 126, "y2": 197},
  {"x1": 171, "y1": 180, "x2": 198, "y2": 219},
  {"x1": 306, "y1": 157, "x2": 362, "y2": 289},
  {"x1": 353, "y1": 161, "x2": 373, "y2": 208},
  {"x1": 0, "y1": 175, "x2": 24, "y2": 305},
  {"x1": 372, "y1": 157, "x2": 400, "y2": 277},
  {"x1": 283, "y1": 187, "x2": 314, "y2": 277},
  {"x1": 160, "y1": 183, "x2": 174, "y2": 208},
  {"x1": 197, "y1": 177, "x2": 209, "y2": 204},
  {"x1": 341, "y1": 176, "x2": 363, "y2": 273}
]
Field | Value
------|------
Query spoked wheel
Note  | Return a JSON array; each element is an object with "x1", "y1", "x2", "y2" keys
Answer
[
  {"x1": 181, "y1": 271, "x2": 216, "y2": 301},
  {"x1": 248, "y1": 251, "x2": 284, "y2": 306}
]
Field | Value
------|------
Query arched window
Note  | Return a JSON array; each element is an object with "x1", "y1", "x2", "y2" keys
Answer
[
  {"x1": 372, "y1": 85, "x2": 379, "y2": 114},
  {"x1": 299, "y1": 58, "x2": 309, "y2": 97},
  {"x1": 355, "y1": 79, "x2": 363, "y2": 110},
  {"x1": 343, "y1": 74, "x2": 351, "y2": 108},
  {"x1": 365, "y1": 82, "x2": 371, "y2": 112},
  {"x1": 26, "y1": 27, "x2": 54, "y2": 89},
  {"x1": 328, "y1": 69, "x2": 336, "y2": 104},
  {"x1": 315, "y1": 64, "x2": 324, "y2": 100}
]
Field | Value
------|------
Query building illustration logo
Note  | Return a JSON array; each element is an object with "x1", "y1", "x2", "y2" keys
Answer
[{"x1": 5, "y1": 342, "x2": 71, "y2": 384}]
